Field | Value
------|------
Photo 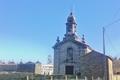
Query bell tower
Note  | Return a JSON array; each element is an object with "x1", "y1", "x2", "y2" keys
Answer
[
  {"x1": 65, "y1": 12, "x2": 77, "y2": 36},
  {"x1": 63, "y1": 12, "x2": 80, "y2": 41}
]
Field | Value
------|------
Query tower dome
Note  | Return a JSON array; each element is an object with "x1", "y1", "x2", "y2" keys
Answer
[
  {"x1": 67, "y1": 12, "x2": 76, "y2": 24},
  {"x1": 66, "y1": 12, "x2": 77, "y2": 35}
]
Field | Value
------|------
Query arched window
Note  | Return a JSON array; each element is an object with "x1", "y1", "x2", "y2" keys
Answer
[{"x1": 67, "y1": 47, "x2": 73, "y2": 61}]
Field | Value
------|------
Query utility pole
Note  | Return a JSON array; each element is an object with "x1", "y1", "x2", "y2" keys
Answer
[
  {"x1": 103, "y1": 27, "x2": 107, "y2": 80},
  {"x1": 103, "y1": 27, "x2": 105, "y2": 59},
  {"x1": 102, "y1": 18, "x2": 120, "y2": 80}
]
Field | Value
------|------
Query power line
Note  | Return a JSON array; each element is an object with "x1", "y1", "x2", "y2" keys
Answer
[
  {"x1": 102, "y1": 12, "x2": 120, "y2": 80},
  {"x1": 103, "y1": 18, "x2": 120, "y2": 28},
  {"x1": 112, "y1": 7, "x2": 120, "y2": 20},
  {"x1": 102, "y1": 17, "x2": 120, "y2": 56},
  {"x1": 104, "y1": 7, "x2": 120, "y2": 28},
  {"x1": 105, "y1": 32, "x2": 120, "y2": 55}
]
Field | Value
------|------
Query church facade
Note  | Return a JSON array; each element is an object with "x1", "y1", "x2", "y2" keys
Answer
[{"x1": 53, "y1": 12, "x2": 113, "y2": 80}]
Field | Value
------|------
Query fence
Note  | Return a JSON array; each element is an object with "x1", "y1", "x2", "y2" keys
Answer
[
  {"x1": 2, "y1": 75, "x2": 103, "y2": 80},
  {"x1": 0, "y1": 74, "x2": 120, "y2": 80},
  {"x1": 32, "y1": 75, "x2": 103, "y2": 80}
]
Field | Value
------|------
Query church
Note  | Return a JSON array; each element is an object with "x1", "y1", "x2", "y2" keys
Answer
[{"x1": 53, "y1": 12, "x2": 113, "y2": 80}]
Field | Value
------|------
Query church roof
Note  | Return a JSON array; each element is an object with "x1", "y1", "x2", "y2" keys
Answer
[
  {"x1": 53, "y1": 38, "x2": 91, "y2": 50},
  {"x1": 85, "y1": 50, "x2": 113, "y2": 61}
]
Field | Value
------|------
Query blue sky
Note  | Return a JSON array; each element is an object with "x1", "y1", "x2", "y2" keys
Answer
[{"x1": 0, "y1": 0, "x2": 120, "y2": 63}]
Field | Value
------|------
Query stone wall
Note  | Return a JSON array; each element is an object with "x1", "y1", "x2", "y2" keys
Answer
[
  {"x1": 113, "y1": 75, "x2": 120, "y2": 80},
  {"x1": 79, "y1": 51, "x2": 113, "y2": 80},
  {"x1": 79, "y1": 51, "x2": 104, "y2": 79},
  {"x1": 107, "y1": 58, "x2": 113, "y2": 80},
  {"x1": 113, "y1": 59, "x2": 120, "y2": 74}
]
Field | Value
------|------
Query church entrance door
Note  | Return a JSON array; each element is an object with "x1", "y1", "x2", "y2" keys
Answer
[{"x1": 65, "y1": 66, "x2": 74, "y2": 75}]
